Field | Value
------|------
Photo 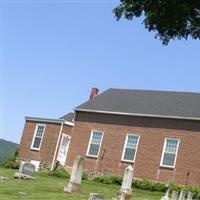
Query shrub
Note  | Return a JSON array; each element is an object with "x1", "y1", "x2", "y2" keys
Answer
[
  {"x1": 48, "y1": 169, "x2": 70, "y2": 178},
  {"x1": 110, "y1": 176, "x2": 123, "y2": 185},
  {"x1": 151, "y1": 182, "x2": 166, "y2": 192},
  {"x1": 82, "y1": 172, "x2": 88, "y2": 180},
  {"x1": 94, "y1": 175, "x2": 122, "y2": 185},
  {"x1": 2, "y1": 158, "x2": 19, "y2": 169},
  {"x1": 49, "y1": 170, "x2": 70, "y2": 178},
  {"x1": 48, "y1": 161, "x2": 70, "y2": 178},
  {"x1": 93, "y1": 174, "x2": 200, "y2": 196},
  {"x1": 2, "y1": 148, "x2": 19, "y2": 169}
]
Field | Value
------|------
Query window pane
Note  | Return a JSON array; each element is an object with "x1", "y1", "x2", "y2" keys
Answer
[
  {"x1": 163, "y1": 153, "x2": 176, "y2": 166},
  {"x1": 124, "y1": 148, "x2": 135, "y2": 161},
  {"x1": 123, "y1": 135, "x2": 139, "y2": 161},
  {"x1": 33, "y1": 137, "x2": 41, "y2": 149},
  {"x1": 126, "y1": 135, "x2": 138, "y2": 149},
  {"x1": 91, "y1": 132, "x2": 102, "y2": 145},
  {"x1": 89, "y1": 144, "x2": 100, "y2": 156},
  {"x1": 36, "y1": 126, "x2": 44, "y2": 137},
  {"x1": 88, "y1": 131, "x2": 103, "y2": 156},
  {"x1": 165, "y1": 139, "x2": 178, "y2": 154}
]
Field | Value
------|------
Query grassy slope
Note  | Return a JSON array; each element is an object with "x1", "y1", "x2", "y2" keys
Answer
[
  {"x1": 0, "y1": 167, "x2": 163, "y2": 200},
  {"x1": 0, "y1": 139, "x2": 18, "y2": 163}
]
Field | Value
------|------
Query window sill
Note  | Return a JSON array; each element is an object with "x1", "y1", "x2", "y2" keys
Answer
[
  {"x1": 159, "y1": 165, "x2": 175, "y2": 170},
  {"x1": 86, "y1": 155, "x2": 98, "y2": 159},
  {"x1": 30, "y1": 148, "x2": 40, "y2": 152},
  {"x1": 121, "y1": 160, "x2": 134, "y2": 164}
]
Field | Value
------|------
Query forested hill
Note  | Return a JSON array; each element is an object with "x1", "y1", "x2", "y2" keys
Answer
[{"x1": 0, "y1": 139, "x2": 18, "y2": 163}]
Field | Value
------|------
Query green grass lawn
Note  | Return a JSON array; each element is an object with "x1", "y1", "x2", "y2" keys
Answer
[{"x1": 0, "y1": 167, "x2": 163, "y2": 200}]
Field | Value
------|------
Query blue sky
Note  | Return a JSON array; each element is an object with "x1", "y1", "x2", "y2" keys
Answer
[{"x1": 1, "y1": 1, "x2": 200, "y2": 143}]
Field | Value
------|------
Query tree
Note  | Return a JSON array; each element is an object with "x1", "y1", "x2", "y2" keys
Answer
[{"x1": 113, "y1": 0, "x2": 200, "y2": 45}]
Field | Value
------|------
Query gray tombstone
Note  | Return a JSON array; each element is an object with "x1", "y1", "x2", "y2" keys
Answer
[
  {"x1": 179, "y1": 190, "x2": 186, "y2": 200},
  {"x1": 171, "y1": 191, "x2": 179, "y2": 200},
  {"x1": 88, "y1": 193, "x2": 104, "y2": 200},
  {"x1": 119, "y1": 165, "x2": 133, "y2": 200},
  {"x1": 64, "y1": 155, "x2": 84, "y2": 193},
  {"x1": 187, "y1": 191, "x2": 193, "y2": 200},
  {"x1": 14, "y1": 161, "x2": 36, "y2": 179}
]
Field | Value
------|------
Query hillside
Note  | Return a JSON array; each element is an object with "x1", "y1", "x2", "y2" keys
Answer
[{"x1": 0, "y1": 139, "x2": 18, "y2": 163}]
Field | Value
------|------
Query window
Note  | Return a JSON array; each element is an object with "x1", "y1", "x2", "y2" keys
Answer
[
  {"x1": 160, "y1": 138, "x2": 180, "y2": 168},
  {"x1": 122, "y1": 134, "x2": 139, "y2": 162},
  {"x1": 86, "y1": 130, "x2": 103, "y2": 157},
  {"x1": 31, "y1": 124, "x2": 46, "y2": 150}
]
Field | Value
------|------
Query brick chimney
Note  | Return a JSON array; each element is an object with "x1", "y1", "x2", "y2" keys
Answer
[{"x1": 89, "y1": 88, "x2": 99, "y2": 100}]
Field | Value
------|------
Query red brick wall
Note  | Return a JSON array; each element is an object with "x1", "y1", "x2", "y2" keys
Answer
[
  {"x1": 66, "y1": 112, "x2": 200, "y2": 186},
  {"x1": 18, "y1": 120, "x2": 72, "y2": 166}
]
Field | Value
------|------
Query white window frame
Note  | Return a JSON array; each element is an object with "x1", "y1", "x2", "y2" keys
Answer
[
  {"x1": 121, "y1": 134, "x2": 140, "y2": 163},
  {"x1": 86, "y1": 130, "x2": 104, "y2": 158},
  {"x1": 31, "y1": 124, "x2": 46, "y2": 151},
  {"x1": 160, "y1": 138, "x2": 180, "y2": 169}
]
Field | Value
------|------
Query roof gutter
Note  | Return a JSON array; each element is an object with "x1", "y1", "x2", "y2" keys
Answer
[
  {"x1": 25, "y1": 116, "x2": 74, "y2": 126},
  {"x1": 75, "y1": 109, "x2": 200, "y2": 121}
]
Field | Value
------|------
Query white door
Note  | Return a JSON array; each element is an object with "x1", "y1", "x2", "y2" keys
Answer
[{"x1": 57, "y1": 134, "x2": 70, "y2": 165}]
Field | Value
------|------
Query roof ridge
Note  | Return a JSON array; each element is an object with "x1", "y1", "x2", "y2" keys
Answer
[{"x1": 108, "y1": 88, "x2": 200, "y2": 95}]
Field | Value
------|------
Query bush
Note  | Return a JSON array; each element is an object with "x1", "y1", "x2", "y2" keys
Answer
[
  {"x1": 82, "y1": 172, "x2": 88, "y2": 180},
  {"x1": 93, "y1": 174, "x2": 200, "y2": 197},
  {"x1": 2, "y1": 148, "x2": 19, "y2": 169},
  {"x1": 132, "y1": 179, "x2": 166, "y2": 192},
  {"x1": 48, "y1": 161, "x2": 70, "y2": 178},
  {"x1": 94, "y1": 175, "x2": 122, "y2": 185},
  {"x1": 48, "y1": 168, "x2": 70, "y2": 179},
  {"x1": 2, "y1": 158, "x2": 19, "y2": 169}
]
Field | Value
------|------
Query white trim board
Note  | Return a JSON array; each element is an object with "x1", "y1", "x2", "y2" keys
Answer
[{"x1": 25, "y1": 116, "x2": 74, "y2": 127}]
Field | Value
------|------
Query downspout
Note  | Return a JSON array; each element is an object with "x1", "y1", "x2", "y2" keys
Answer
[{"x1": 50, "y1": 121, "x2": 64, "y2": 171}]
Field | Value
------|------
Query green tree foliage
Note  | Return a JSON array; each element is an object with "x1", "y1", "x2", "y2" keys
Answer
[{"x1": 113, "y1": 0, "x2": 200, "y2": 44}]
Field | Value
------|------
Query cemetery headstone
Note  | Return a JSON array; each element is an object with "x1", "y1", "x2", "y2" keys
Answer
[
  {"x1": 88, "y1": 193, "x2": 104, "y2": 200},
  {"x1": 14, "y1": 161, "x2": 36, "y2": 179},
  {"x1": 179, "y1": 190, "x2": 186, "y2": 200},
  {"x1": 119, "y1": 165, "x2": 133, "y2": 200},
  {"x1": 64, "y1": 155, "x2": 84, "y2": 193},
  {"x1": 187, "y1": 191, "x2": 193, "y2": 200},
  {"x1": 171, "y1": 191, "x2": 178, "y2": 200}
]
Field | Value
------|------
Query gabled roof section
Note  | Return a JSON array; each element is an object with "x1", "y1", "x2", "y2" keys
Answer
[
  {"x1": 60, "y1": 112, "x2": 75, "y2": 123},
  {"x1": 75, "y1": 88, "x2": 200, "y2": 121}
]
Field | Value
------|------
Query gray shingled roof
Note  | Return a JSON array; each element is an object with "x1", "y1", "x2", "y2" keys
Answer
[
  {"x1": 60, "y1": 112, "x2": 75, "y2": 122},
  {"x1": 75, "y1": 88, "x2": 200, "y2": 120}
]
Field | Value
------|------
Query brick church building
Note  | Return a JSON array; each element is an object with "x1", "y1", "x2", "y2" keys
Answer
[{"x1": 17, "y1": 88, "x2": 200, "y2": 186}]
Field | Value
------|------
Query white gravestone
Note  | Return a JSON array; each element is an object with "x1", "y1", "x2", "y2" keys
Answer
[
  {"x1": 161, "y1": 188, "x2": 170, "y2": 200},
  {"x1": 119, "y1": 165, "x2": 134, "y2": 200},
  {"x1": 64, "y1": 155, "x2": 84, "y2": 193},
  {"x1": 187, "y1": 191, "x2": 193, "y2": 200},
  {"x1": 14, "y1": 162, "x2": 36, "y2": 179},
  {"x1": 171, "y1": 191, "x2": 179, "y2": 200},
  {"x1": 88, "y1": 193, "x2": 104, "y2": 200},
  {"x1": 179, "y1": 190, "x2": 186, "y2": 200}
]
